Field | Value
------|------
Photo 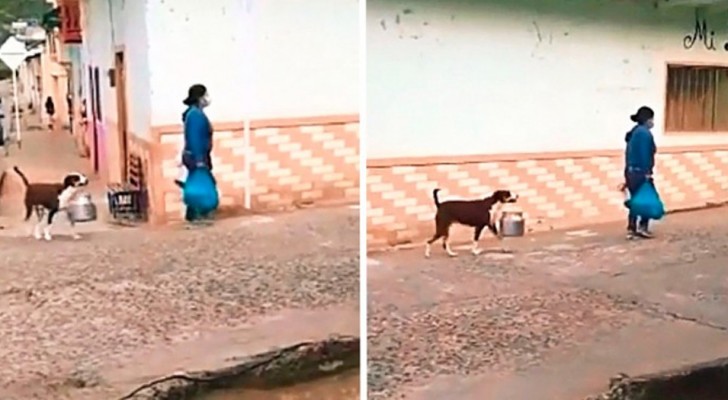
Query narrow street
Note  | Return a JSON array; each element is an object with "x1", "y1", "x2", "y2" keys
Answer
[
  {"x1": 0, "y1": 205, "x2": 359, "y2": 400},
  {"x1": 0, "y1": 111, "x2": 359, "y2": 399},
  {"x1": 368, "y1": 207, "x2": 728, "y2": 400}
]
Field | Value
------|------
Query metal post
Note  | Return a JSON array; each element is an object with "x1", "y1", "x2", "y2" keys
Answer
[
  {"x1": 242, "y1": 0, "x2": 254, "y2": 209},
  {"x1": 11, "y1": 70, "x2": 21, "y2": 148},
  {"x1": 243, "y1": 118, "x2": 251, "y2": 209}
]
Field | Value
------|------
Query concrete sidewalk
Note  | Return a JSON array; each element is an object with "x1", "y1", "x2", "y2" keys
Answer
[{"x1": 368, "y1": 207, "x2": 728, "y2": 400}]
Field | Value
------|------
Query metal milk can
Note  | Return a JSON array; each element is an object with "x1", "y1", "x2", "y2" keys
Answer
[
  {"x1": 67, "y1": 192, "x2": 98, "y2": 223},
  {"x1": 498, "y1": 204, "x2": 525, "y2": 237}
]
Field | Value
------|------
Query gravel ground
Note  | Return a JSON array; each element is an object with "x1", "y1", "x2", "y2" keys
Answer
[
  {"x1": 368, "y1": 280, "x2": 635, "y2": 398},
  {"x1": 0, "y1": 206, "x2": 359, "y2": 399},
  {"x1": 367, "y1": 207, "x2": 728, "y2": 400}
]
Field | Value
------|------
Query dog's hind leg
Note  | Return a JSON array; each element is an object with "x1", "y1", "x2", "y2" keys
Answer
[
  {"x1": 425, "y1": 232, "x2": 442, "y2": 258},
  {"x1": 426, "y1": 216, "x2": 453, "y2": 258},
  {"x1": 471, "y1": 225, "x2": 486, "y2": 255},
  {"x1": 438, "y1": 222, "x2": 458, "y2": 257},
  {"x1": 443, "y1": 236, "x2": 458, "y2": 257},
  {"x1": 42, "y1": 209, "x2": 58, "y2": 241},
  {"x1": 31, "y1": 207, "x2": 43, "y2": 239}
]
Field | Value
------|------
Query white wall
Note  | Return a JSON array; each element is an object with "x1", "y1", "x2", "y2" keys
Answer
[
  {"x1": 145, "y1": 0, "x2": 247, "y2": 126},
  {"x1": 81, "y1": 0, "x2": 152, "y2": 138},
  {"x1": 249, "y1": 0, "x2": 359, "y2": 119},
  {"x1": 145, "y1": 0, "x2": 359, "y2": 126},
  {"x1": 367, "y1": 0, "x2": 728, "y2": 159}
]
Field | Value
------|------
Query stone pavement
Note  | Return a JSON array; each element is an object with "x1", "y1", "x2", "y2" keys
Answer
[
  {"x1": 367, "y1": 207, "x2": 728, "y2": 400},
  {"x1": 0, "y1": 205, "x2": 359, "y2": 400}
]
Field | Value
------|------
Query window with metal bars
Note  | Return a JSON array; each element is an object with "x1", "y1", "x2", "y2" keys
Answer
[{"x1": 665, "y1": 64, "x2": 728, "y2": 133}]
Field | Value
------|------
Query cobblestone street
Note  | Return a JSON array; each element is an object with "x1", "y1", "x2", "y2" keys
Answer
[
  {"x1": 0, "y1": 206, "x2": 359, "y2": 399},
  {"x1": 368, "y1": 207, "x2": 728, "y2": 400}
]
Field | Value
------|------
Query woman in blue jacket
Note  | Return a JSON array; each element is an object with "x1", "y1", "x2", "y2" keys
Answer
[
  {"x1": 181, "y1": 84, "x2": 214, "y2": 223},
  {"x1": 624, "y1": 106, "x2": 657, "y2": 239}
]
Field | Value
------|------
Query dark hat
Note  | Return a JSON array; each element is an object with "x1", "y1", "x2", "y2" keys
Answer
[
  {"x1": 630, "y1": 106, "x2": 655, "y2": 124},
  {"x1": 182, "y1": 84, "x2": 207, "y2": 106}
]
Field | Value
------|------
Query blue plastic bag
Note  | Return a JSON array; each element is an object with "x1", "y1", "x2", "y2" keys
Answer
[
  {"x1": 629, "y1": 180, "x2": 665, "y2": 220},
  {"x1": 182, "y1": 167, "x2": 219, "y2": 214}
]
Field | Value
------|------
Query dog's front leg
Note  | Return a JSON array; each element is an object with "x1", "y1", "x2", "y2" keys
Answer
[
  {"x1": 66, "y1": 211, "x2": 81, "y2": 240},
  {"x1": 471, "y1": 225, "x2": 485, "y2": 255},
  {"x1": 42, "y1": 225, "x2": 52, "y2": 241},
  {"x1": 487, "y1": 223, "x2": 507, "y2": 252}
]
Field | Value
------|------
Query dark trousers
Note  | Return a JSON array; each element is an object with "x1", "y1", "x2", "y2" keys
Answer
[
  {"x1": 625, "y1": 170, "x2": 649, "y2": 231},
  {"x1": 185, "y1": 207, "x2": 210, "y2": 222}
]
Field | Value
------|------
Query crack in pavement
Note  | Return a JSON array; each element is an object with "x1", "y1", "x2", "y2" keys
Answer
[
  {"x1": 596, "y1": 290, "x2": 728, "y2": 332},
  {"x1": 646, "y1": 307, "x2": 728, "y2": 332}
]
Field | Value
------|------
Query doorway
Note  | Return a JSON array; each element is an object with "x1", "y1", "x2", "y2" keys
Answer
[{"x1": 114, "y1": 51, "x2": 129, "y2": 182}]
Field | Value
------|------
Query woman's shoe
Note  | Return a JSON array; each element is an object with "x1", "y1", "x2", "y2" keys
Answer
[
  {"x1": 636, "y1": 228, "x2": 654, "y2": 239},
  {"x1": 185, "y1": 220, "x2": 206, "y2": 229}
]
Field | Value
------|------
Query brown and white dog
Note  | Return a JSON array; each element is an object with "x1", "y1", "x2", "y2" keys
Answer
[
  {"x1": 13, "y1": 166, "x2": 89, "y2": 241},
  {"x1": 425, "y1": 188, "x2": 518, "y2": 258}
]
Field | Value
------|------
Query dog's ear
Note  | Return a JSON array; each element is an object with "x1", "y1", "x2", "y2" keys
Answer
[
  {"x1": 492, "y1": 190, "x2": 511, "y2": 202},
  {"x1": 62, "y1": 175, "x2": 80, "y2": 188}
]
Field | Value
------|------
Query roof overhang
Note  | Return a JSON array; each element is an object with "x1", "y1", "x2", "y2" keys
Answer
[{"x1": 657, "y1": 0, "x2": 728, "y2": 7}]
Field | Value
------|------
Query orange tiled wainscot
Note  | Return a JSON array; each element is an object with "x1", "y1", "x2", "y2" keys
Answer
[
  {"x1": 367, "y1": 146, "x2": 728, "y2": 249},
  {"x1": 151, "y1": 115, "x2": 359, "y2": 222}
]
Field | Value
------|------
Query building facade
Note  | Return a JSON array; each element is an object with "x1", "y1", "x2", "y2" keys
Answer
[
  {"x1": 14, "y1": 22, "x2": 69, "y2": 128},
  {"x1": 78, "y1": 0, "x2": 359, "y2": 223},
  {"x1": 367, "y1": 0, "x2": 728, "y2": 248}
]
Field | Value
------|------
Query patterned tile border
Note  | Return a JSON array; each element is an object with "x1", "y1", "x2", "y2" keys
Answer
[
  {"x1": 367, "y1": 147, "x2": 728, "y2": 249},
  {"x1": 149, "y1": 115, "x2": 359, "y2": 222},
  {"x1": 248, "y1": 123, "x2": 360, "y2": 209}
]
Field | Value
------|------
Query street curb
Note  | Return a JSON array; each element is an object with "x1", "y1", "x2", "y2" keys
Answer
[
  {"x1": 119, "y1": 335, "x2": 360, "y2": 400},
  {"x1": 586, "y1": 356, "x2": 728, "y2": 400}
]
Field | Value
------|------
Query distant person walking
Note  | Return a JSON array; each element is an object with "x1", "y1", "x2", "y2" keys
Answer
[
  {"x1": 79, "y1": 99, "x2": 88, "y2": 130},
  {"x1": 45, "y1": 96, "x2": 55, "y2": 131},
  {"x1": 0, "y1": 98, "x2": 6, "y2": 156},
  {"x1": 66, "y1": 93, "x2": 73, "y2": 133},
  {"x1": 624, "y1": 106, "x2": 657, "y2": 239}
]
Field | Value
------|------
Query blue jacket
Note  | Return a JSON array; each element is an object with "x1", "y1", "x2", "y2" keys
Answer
[
  {"x1": 625, "y1": 124, "x2": 656, "y2": 174},
  {"x1": 183, "y1": 106, "x2": 212, "y2": 163}
]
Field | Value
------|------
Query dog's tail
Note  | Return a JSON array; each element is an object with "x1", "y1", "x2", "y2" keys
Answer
[
  {"x1": 13, "y1": 166, "x2": 29, "y2": 188},
  {"x1": 433, "y1": 188, "x2": 441, "y2": 208}
]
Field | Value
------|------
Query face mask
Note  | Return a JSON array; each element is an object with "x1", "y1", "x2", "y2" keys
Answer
[
  {"x1": 199, "y1": 95, "x2": 211, "y2": 108},
  {"x1": 647, "y1": 119, "x2": 654, "y2": 129}
]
